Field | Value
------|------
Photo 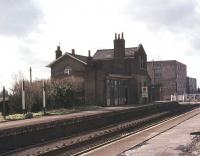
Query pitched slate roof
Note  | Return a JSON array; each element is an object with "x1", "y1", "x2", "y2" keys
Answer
[
  {"x1": 47, "y1": 44, "x2": 144, "y2": 67},
  {"x1": 93, "y1": 47, "x2": 138, "y2": 60},
  {"x1": 66, "y1": 52, "x2": 88, "y2": 63},
  {"x1": 46, "y1": 52, "x2": 87, "y2": 67}
]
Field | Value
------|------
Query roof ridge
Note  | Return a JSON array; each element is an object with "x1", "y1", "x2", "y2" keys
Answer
[
  {"x1": 66, "y1": 52, "x2": 87, "y2": 57},
  {"x1": 97, "y1": 48, "x2": 113, "y2": 51},
  {"x1": 97, "y1": 47, "x2": 137, "y2": 51},
  {"x1": 126, "y1": 47, "x2": 137, "y2": 49}
]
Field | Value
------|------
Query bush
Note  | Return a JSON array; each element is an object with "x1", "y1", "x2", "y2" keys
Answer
[
  {"x1": 25, "y1": 112, "x2": 33, "y2": 119},
  {"x1": 8, "y1": 75, "x2": 84, "y2": 114},
  {"x1": 45, "y1": 77, "x2": 84, "y2": 109}
]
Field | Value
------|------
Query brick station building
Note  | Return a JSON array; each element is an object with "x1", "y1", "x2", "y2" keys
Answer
[{"x1": 47, "y1": 33, "x2": 151, "y2": 106}]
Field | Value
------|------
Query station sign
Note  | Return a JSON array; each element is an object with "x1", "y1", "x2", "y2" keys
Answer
[{"x1": 142, "y1": 86, "x2": 148, "y2": 98}]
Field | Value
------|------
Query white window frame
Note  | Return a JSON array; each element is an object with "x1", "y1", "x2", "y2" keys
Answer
[{"x1": 64, "y1": 66, "x2": 72, "y2": 75}]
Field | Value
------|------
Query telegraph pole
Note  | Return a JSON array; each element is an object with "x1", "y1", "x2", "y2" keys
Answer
[
  {"x1": 29, "y1": 67, "x2": 33, "y2": 112},
  {"x1": 22, "y1": 80, "x2": 26, "y2": 113},
  {"x1": 30, "y1": 67, "x2": 32, "y2": 85}
]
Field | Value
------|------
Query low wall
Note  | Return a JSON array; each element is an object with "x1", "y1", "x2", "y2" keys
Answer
[{"x1": 0, "y1": 102, "x2": 180, "y2": 154}]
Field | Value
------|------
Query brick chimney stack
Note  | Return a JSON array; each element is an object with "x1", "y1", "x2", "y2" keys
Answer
[
  {"x1": 114, "y1": 32, "x2": 125, "y2": 59},
  {"x1": 72, "y1": 49, "x2": 75, "y2": 56},
  {"x1": 55, "y1": 46, "x2": 62, "y2": 59},
  {"x1": 87, "y1": 50, "x2": 93, "y2": 65},
  {"x1": 88, "y1": 50, "x2": 91, "y2": 57}
]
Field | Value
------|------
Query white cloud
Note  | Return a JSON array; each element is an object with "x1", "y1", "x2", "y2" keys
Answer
[
  {"x1": 0, "y1": 0, "x2": 43, "y2": 37},
  {"x1": 126, "y1": 0, "x2": 200, "y2": 85},
  {"x1": 128, "y1": 0, "x2": 199, "y2": 31},
  {"x1": 0, "y1": 0, "x2": 199, "y2": 90}
]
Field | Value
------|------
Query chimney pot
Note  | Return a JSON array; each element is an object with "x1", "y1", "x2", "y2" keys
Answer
[
  {"x1": 118, "y1": 34, "x2": 120, "y2": 39},
  {"x1": 115, "y1": 33, "x2": 117, "y2": 39}
]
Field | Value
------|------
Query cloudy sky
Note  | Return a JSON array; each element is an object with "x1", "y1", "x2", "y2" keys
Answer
[{"x1": 0, "y1": 0, "x2": 200, "y2": 89}]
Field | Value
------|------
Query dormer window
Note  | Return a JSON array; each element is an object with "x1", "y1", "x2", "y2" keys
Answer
[{"x1": 64, "y1": 66, "x2": 72, "y2": 75}]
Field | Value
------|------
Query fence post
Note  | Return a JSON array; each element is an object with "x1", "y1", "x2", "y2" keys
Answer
[
  {"x1": 22, "y1": 80, "x2": 26, "y2": 114},
  {"x1": 2, "y1": 86, "x2": 6, "y2": 118},
  {"x1": 43, "y1": 80, "x2": 46, "y2": 114}
]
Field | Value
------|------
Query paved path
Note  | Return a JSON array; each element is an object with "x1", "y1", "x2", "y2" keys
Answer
[{"x1": 82, "y1": 107, "x2": 200, "y2": 156}]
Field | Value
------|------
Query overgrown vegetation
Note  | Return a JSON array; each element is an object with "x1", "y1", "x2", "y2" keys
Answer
[
  {"x1": 5, "y1": 112, "x2": 44, "y2": 120},
  {"x1": 5, "y1": 106, "x2": 104, "y2": 121},
  {"x1": 7, "y1": 74, "x2": 84, "y2": 114}
]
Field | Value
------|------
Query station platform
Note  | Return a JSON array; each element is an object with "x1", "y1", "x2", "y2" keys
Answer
[
  {"x1": 0, "y1": 101, "x2": 183, "y2": 154},
  {"x1": 0, "y1": 105, "x2": 143, "y2": 130},
  {"x1": 82, "y1": 106, "x2": 200, "y2": 156},
  {"x1": 120, "y1": 109, "x2": 200, "y2": 156},
  {"x1": 0, "y1": 102, "x2": 172, "y2": 131}
]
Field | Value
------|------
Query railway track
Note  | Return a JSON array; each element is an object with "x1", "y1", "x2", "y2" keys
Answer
[
  {"x1": 1, "y1": 104, "x2": 199, "y2": 156},
  {"x1": 59, "y1": 105, "x2": 199, "y2": 156}
]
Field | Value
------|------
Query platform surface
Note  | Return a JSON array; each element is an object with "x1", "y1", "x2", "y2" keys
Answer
[
  {"x1": 82, "y1": 106, "x2": 200, "y2": 156},
  {"x1": 0, "y1": 104, "x2": 152, "y2": 131},
  {"x1": 119, "y1": 108, "x2": 200, "y2": 156}
]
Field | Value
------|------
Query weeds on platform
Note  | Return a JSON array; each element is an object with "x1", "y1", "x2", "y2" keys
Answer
[
  {"x1": 5, "y1": 112, "x2": 43, "y2": 121},
  {"x1": 4, "y1": 106, "x2": 104, "y2": 121}
]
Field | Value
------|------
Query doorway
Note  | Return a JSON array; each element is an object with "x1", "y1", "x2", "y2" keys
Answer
[{"x1": 106, "y1": 79, "x2": 128, "y2": 106}]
